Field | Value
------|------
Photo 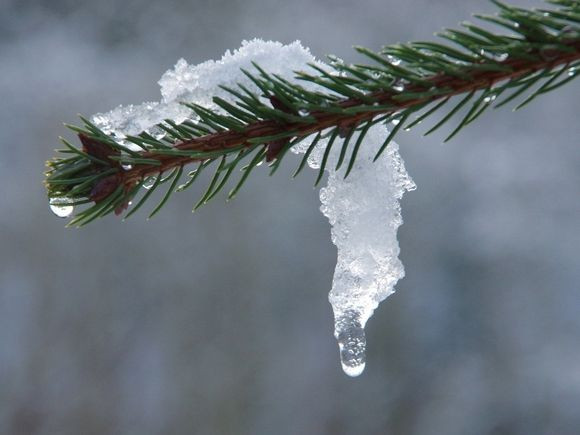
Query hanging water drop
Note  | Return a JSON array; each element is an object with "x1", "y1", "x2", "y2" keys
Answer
[
  {"x1": 484, "y1": 94, "x2": 497, "y2": 103},
  {"x1": 393, "y1": 82, "x2": 405, "y2": 92},
  {"x1": 335, "y1": 310, "x2": 367, "y2": 377},
  {"x1": 386, "y1": 54, "x2": 401, "y2": 66},
  {"x1": 298, "y1": 108, "x2": 310, "y2": 117},
  {"x1": 122, "y1": 163, "x2": 133, "y2": 171},
  {"x1": 143, "y1": 177, "x2": 156, "y2": 190},
  {"x1": 479, "y1": 50, "x2": 508, "y2": 62},
  {"x1": 49, "y1": 197, "x2": 74, "y2": 218}
]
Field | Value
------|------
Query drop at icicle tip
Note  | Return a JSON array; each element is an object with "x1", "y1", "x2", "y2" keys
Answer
[{"x1": 335, "y1": 310, "x2": 367, "y2": 377}]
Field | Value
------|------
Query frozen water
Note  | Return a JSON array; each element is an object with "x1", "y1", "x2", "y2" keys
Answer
[
  {"x1": 306, "y1": 124, "x2": 415, "y2": 376},
  {"x1": 290, "y1": 119, "x2": 414, "y2": 377},
  {"x1": 91, "y1": 39, "x2": 323, "y2": 140},
  {"x1": 87, "y1": 39, "x2": 414, "y2": 376},
  {"x1": 335, "y1": 310, "x2": 367, "y2": 376}
]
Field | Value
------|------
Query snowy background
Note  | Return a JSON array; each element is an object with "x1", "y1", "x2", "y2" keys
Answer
[{"x1": 1, "y1": 0, "x2": 580, "y2": 434}]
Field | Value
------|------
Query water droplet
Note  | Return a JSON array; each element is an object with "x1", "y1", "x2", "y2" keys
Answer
[
  {"x1": 335, "y1": 310, "x2": 367, "y2": 377},
  {"x1": 568, "y1": 67, "x2": 577, "y2": 77},
  {"x1": 122, "y1": 163, "x2": 133, "y2": 171},
  {"x1": 391, "y1": 118, "x2": 401, "y2": 126},
  {"x1": 480, "y1": 50, "x2": 508, "y2": 62},
  {"x1": 298, "y1": 109, "x2": 310, "y2": 117},
  {"x1": 484, "y1": 94, "x2": 497, "y2": 103},
  {"x1": 393, "y1": 83, "x2": 405, "y2": 92},
  {"x1": 49, "y1": 197, "x2": 74, "y2": 218},
  {"x1": 386, "y1": 54, "x2": 401, "y2": 66},
  {"x1": 143, "y1": 177, "x2": 156, "y2": 190}
]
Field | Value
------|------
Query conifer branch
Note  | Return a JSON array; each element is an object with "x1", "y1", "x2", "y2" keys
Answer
[{"x1": 45, "y1": 0, "x2": 580, "y2": 226}]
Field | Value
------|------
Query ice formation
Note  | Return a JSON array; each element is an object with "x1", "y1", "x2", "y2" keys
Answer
[
  {"x1": 316, "y1": 130, "x2": 414, "y2": 376},
  {"x1": 90, "y1": 39, "x2": 414, "y2": 376}
]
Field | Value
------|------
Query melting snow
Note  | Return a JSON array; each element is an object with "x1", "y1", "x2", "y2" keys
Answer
[{"x1": 90, "y1": 39, "x2": 414, "y2": 376}]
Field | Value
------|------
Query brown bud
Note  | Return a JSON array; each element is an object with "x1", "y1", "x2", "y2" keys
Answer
[
  {"x1": 539, "y1": 47, "x2": 561, "y2": 61},
  {"x1": 79, "y1": 133, "x2": 120, "y2": 165},
  {"x1": 114, "y1": 182, "x2": 139, "y2": 215},
  {"x1": 90, "y1": 174, "x2": 121, "y2": 203},
  {"x1": 114, "y1": 199, "x2": 130, "y2": 216},
  {"x1": 266, "y1": 139, "x2": 288, "y2": 162},
  {"x1": 269, "y1": 96, "x2": 297, "y2": 116},
  {"x1": 338, "y1": 121, "x2": 358, "y2": 138}
]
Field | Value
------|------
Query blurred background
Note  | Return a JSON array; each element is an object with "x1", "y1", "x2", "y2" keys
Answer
[{"x1": 1, "y1": 0, "x2": 579, "y2": 433}]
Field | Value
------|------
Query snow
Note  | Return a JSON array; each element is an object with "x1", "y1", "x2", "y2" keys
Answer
[
  {"x1": 314, "y1": 127, "x2": 415, "y2": 376},
  {"x1": 91, "y1": 39, "x2": 320, "y2": 140},
  {"x1": 89, "y1": 39, "x2": 415, "y2": 376}
]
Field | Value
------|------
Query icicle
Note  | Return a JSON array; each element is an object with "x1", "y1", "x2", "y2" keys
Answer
[
  {"x1": 335, "y1": 310, "x2": 367, "y2": 376},
  {"x1": 313, "y1": 124, "x2": 415, "y2": 376}
]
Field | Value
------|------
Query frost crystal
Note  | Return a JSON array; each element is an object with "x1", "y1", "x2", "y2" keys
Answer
[{"x1": 89, "y1": 39, "x2": 414, "y2": 376}]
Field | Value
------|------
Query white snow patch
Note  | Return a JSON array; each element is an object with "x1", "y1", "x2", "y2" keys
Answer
[{"x1": 91, "y1": 39, "x2": 321, "y2": 139}]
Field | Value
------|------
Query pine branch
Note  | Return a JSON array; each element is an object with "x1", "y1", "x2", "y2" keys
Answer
[{"x1": 45, "y1": 0, "x2": 580, "y2": 226}]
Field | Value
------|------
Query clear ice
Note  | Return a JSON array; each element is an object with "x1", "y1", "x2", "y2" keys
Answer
[{"x1": 88, "y1": 39, "x2": 415, "y2": 376}]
